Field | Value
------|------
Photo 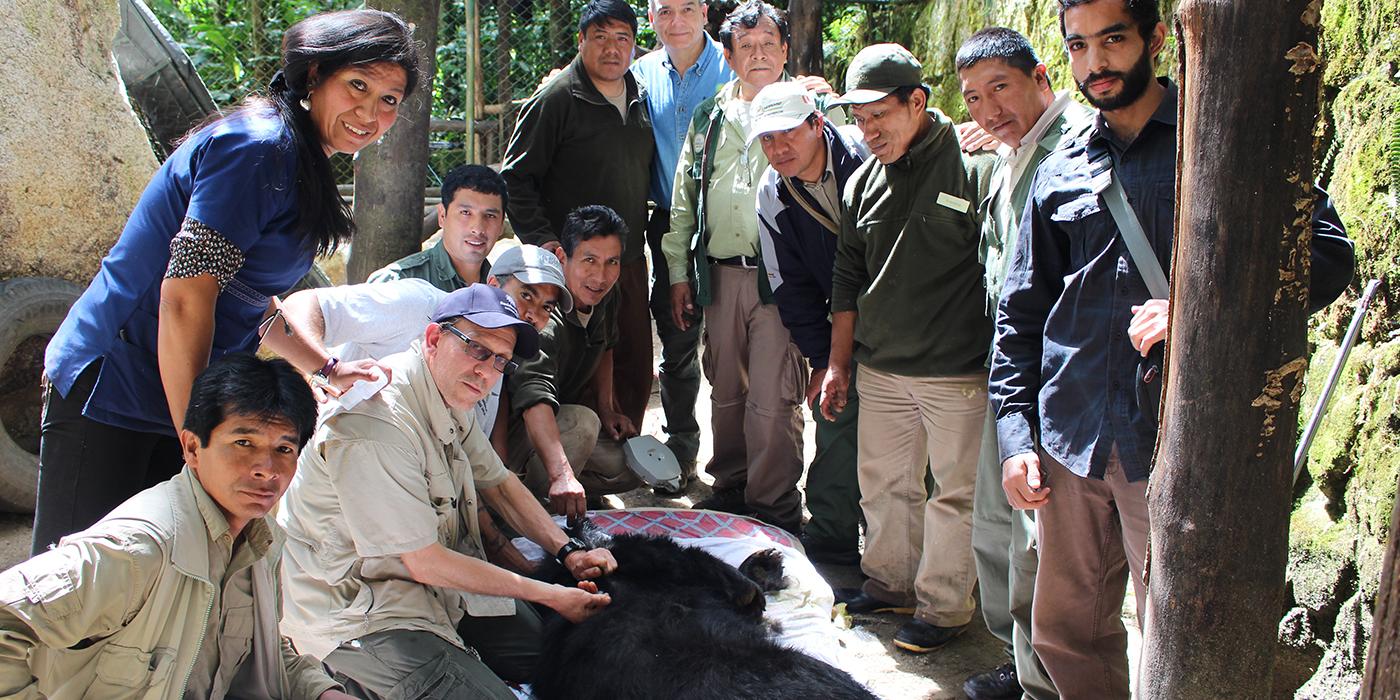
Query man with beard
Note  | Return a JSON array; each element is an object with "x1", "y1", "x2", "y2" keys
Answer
[{"x1": 990, "y1": 1, "x2": 1354, "y2": 696}]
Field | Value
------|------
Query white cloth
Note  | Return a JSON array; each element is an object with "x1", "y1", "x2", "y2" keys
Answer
[{"x1": 317, "y1": 278, "x2": 504, "y2": 434}]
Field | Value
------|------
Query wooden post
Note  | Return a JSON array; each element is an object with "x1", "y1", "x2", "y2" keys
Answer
[
  {"x1": 1139, "y1": 0, "x2": 1324, "y2": 697},
  {"x1": 464, "y1": 0, "x2": 479, "y2": 164},
  {"x1": 1361, "y1": 471, "x2": 1400, "y2": 698},
  {"x1": 786, "y1": 0, "x2": 823, "y2": 77},
  {"x1": 347, "y1": 0, "x2": 440, "y2": 283}
]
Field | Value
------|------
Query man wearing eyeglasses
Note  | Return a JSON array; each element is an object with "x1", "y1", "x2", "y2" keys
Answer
[
  {"x1": 278, "y1": 283, "x2": 618, "y2": 699},
  {"x1": 507, "y1": 205, "x2": 643, "y2": 519}
]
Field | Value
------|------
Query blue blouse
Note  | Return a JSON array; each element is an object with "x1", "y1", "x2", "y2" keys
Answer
[{"x1": 45, "y1": 109, "x2": 312, "y2": 436}]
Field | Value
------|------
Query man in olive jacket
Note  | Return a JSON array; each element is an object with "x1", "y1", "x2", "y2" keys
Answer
[
  {"x1": 501, "y1": 0, "x2": 656, "y2": 433},
  {"x1": 0, "y1": 355, "x2": 346, "y2": 700},
  {"x1": 821, "y1": 44, "x2": 996, "y2": 655}
]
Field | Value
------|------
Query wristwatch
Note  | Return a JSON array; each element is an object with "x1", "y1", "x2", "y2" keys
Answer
[
  {"x1": 313, "y1": 356, "x2": 340, "y2": 381},
  {"x1": 555, "y1": 537, "x2": 588, "y2": 565}
]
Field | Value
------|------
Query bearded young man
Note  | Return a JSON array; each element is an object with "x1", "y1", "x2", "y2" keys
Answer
[{"x1": 990, "y1": 1, "x2": 1354, "y2": 696}]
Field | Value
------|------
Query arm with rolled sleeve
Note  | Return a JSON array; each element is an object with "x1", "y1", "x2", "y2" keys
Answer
[
  {"x1": 988, "y1": 175, "x2": 1069, "y2": 464},
  {"x1": 756, "y1": 184, "x2": 835, "y2": 368},
  {"x1": 0, "y1": 533, "x2": 162, "y2": 698},
  {"x1": 500, "y1": 90, "x2": 566, "y2": 248}
]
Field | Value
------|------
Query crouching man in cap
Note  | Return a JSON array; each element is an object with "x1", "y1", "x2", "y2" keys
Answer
[
  {"x1": 0, "y1": 354, "x2": 349, "y2": 699},
  {"x1": 277, "y1": 284, "x2": 616, "y2": 699}
]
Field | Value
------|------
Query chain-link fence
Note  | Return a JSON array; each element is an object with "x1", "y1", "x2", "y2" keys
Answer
[{"x1": 143, "y1": 0, "x2": 913, "y2": 184}]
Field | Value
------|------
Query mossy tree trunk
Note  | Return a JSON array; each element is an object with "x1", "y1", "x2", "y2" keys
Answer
[
  {"x1": 1141, "y1": 0, "x2": 1324, "y2": 697},
  {"x1": 348, "y1": 0, "x2": 440, "y2": 283}
]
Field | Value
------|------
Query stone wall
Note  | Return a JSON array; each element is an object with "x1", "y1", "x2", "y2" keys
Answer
[
  {"x1": 904, "y1": 0, "x2": 1399, "y2": 696},
  {"x1": 0, "y1": 0, "x2": 158, "y2": 284}
]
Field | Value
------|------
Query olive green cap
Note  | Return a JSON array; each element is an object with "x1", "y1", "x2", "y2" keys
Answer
[{"x1": 833, "y1": 43, "x2": 928, "y2": 106}]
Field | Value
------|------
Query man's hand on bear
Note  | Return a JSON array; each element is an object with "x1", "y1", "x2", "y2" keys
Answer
[
  {"x1": 565, "y1": 547, "x2": 617, "y2": 580},
  {"x1": 551, "y1": 579, "x2": 612, "y2": 623}
]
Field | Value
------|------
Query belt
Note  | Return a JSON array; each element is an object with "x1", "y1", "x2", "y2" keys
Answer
[{"x1": 708, "y1": 255, "x2": 759, "y2": 269}]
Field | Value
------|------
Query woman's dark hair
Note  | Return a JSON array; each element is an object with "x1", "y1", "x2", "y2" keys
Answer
[
  {"x1": 442, "y1": 164, "x2": 509, "y2": 213},
  {"x1": 561, "y1": 205, "x2": 628, "y2": 256},
  {"x1": 184, "y1": 353, "x2": 318, "y2": 449},
  {"x1": 268, "y1": 9, "x2": 421, "y2": 255},
  {"x1": 718, "y1": 1, "x2": 789, "y2": 51}
]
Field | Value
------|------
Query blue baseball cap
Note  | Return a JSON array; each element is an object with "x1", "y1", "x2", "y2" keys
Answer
[{"x1": 431, "y1": 284, "x2": 540, "y2": 359}]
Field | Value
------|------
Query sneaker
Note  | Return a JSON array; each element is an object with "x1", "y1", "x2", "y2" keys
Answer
[
  {"x1": 833, "y1": 587, "x2": 915, "y2": 615},
  {"x1": 693, "y1": 487, "x2": 749, "y2": 515},
  {"x1": 798, "y1": 533, "x2": 861, "y2": 566},
  {"x1": 963, "y1": 662, "x2": 1022, "y2": 699},
  {"x1": 893, "y1": 619, "x2": 968, "y2": 653}
]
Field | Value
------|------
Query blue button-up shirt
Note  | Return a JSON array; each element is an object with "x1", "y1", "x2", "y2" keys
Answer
[
  {"x1": 631, "y1": 38, "x2": 734, "y2": 206},
  {"x1": 990, "y1": 78, "x2": 1353, "y2": 482}
]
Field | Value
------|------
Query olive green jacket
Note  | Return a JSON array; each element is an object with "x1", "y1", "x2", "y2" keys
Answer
[{"x1": 831, "y1": 109, "x2": 997, "y2": 377}]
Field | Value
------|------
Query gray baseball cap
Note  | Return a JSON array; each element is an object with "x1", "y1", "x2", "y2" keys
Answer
[
  {"x1": 832, "y1": 43, "x2": 928, "y2": 106},
  {"x1": 491, "y1": 244, "x2": 574, "y2": 313}
]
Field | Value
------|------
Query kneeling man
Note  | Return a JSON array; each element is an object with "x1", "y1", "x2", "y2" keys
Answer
[
  {"x1": 277, "y1": 284, "x2": 616, "y2": 699},
  {"x1": 0, "y1": 354, "x2": 346, "y2": 699}
]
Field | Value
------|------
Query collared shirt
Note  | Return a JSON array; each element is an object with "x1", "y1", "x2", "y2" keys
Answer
[
  {"x1": 366, "y1": 238, "x2": 492, "y2": 293},
  {"x1": 979, "y1": 93, "x2": 1093, "y2": 312},
  {"x1": 0, "y1": 467, "x2": 338, "y2": 700},
  {"x1": 632, "y1": 39, "x2": 734, "y2": 206},
  {"x1": 992, "y1": 79, "x2": 1182, "y2": 483},
  {"x1": 701, "y1": 82, "x2": 766, "y2": 260},
  {"x1": 830, "y1": 109, "x2": 995, "y2": 378},
  {"x1": 796, "y1": 153, "x2": 842, "y2": 223},
  {"x1": 991, "y1": 78, "x2": 1355, "y2": 484},
  {"x1": 46, "y1": 109, "x2": 310, "y2": 436},
  {"x1": 187, "y1": 480, "x2": 273, "y2": 700},
  {"x1": 278, "y1": 343, "x2": 514, "y2": 659},
  {"x1": 756, "y1": 121, "x2": 869, "y2": 369}
]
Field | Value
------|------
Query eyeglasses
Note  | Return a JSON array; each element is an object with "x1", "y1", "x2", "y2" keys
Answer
[{"x1": 439, "y1": 323, "x2": 520, "y2": 375}]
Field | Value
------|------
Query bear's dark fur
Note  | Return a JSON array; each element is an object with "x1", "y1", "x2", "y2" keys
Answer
[{"x1": 531, "y1": 528, "x2": 877, "y2": 700}]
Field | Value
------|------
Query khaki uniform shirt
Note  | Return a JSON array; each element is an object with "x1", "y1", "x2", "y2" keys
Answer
[
  {"x1": 0, "y1": 469, "x2": 335, "y2": 700},
  {"x1": 278, "y1": 342, "x2": 514, "y2": 660}
]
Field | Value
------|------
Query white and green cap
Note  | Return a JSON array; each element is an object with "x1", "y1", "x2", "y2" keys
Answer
[
  {"x1": 746, "y1": 81, "x2": 819, "y2": 145},
  {"x1": 832, "y1": 43, "x2": 927, "y2": 106}
]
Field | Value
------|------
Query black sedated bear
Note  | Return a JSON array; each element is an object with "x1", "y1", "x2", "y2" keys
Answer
[{"x1": 532, "y1": 529, "x2": 877, "y2": 700}]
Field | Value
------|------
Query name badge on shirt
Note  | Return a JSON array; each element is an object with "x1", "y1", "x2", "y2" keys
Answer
[{"x1": 936, "y1": 192, "x2": 971, "y2": 213}]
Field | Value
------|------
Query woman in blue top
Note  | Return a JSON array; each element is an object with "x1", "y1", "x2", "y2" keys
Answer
[{"x1": 34, "y1": 9, "x2": 421, "y2": 553}]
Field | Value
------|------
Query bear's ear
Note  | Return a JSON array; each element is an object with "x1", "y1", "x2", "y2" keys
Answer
[{"x1": 738, "y1": 549, "x2": 789, "y2": 593}]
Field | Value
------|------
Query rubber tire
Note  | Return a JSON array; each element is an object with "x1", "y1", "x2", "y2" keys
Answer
[{"x1": 0, "y1": 278, "x2": 82, "y2": 513}]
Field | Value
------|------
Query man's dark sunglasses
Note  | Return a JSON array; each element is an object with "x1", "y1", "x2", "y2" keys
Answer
[{"x1": 440, "y1": 322, "x2": 520, "y2": 375}]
